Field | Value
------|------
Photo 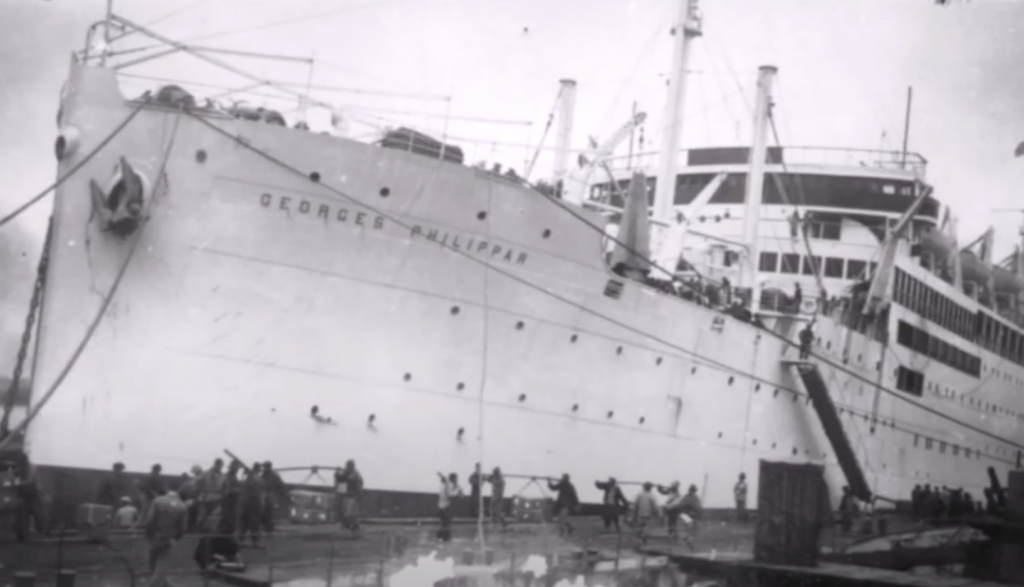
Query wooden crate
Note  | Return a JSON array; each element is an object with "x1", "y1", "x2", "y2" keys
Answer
[{"x1": 754, "y1": 460, "x2": 827, "y2": 567}]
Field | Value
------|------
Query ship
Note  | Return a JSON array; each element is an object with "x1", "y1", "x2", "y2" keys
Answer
[{"x1": 2, "y1": 0, "x2": 1022, "y2": 521}]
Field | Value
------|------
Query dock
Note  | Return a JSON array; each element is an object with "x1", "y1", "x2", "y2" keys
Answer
[{"x1": 640, "y1": 546, "x2": 997, "y2": 587}]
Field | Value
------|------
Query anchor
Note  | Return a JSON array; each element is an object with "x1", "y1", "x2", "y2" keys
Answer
[{"x1": 89, "y1": 156, "x2": 145, "y2": 237}]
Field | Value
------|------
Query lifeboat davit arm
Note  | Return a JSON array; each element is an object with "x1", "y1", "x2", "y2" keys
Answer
[
  {"x1": 862, "y1": 182, "x2": 933, "y2": 316},
  {"x1": 564, "y1": 112, "x2": 648, "y2": 206}
]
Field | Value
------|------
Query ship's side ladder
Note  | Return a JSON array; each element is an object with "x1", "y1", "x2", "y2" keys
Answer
[{"x1": 783, "y1": 359, "x2": 873, "y2": 502}]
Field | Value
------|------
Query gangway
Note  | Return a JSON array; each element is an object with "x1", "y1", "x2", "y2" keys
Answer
[{"x1": 783, "y1": 359, "x2": 872, "y2": 502}]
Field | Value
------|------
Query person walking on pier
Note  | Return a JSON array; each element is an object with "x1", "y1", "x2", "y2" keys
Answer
[
  {"x1": 632, "y1": 482, "x2": 660, "y2": 546},
  {"x1": 548, "y1": 473, "x2": 579, "y2": 538},
  {"x1": 437, "y1": 472, "x2": 462, "y2": 542},
  {"x1": 335, "y1": 460, "x2": 364, "y2": 537},
  {"x1": 596, "y1": 477, "x2": 629, "y2": 532},
  {"x1": 485, "y1": 467, "x2": 508, "y2": 531},
  {"x1": 143, "y1": 485, "x2": 187, "y2": 587},
  {"x1": 734, "y1": 473, "x2": 749, "y2": 524},
  {"x1": 657, "y1": 482, "x2": 684, "y2": 539}
]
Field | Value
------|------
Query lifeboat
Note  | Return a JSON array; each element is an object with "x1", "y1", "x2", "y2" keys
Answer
[
  {"x1": 993, "y1": 265, "x2": 1024, "y2": 296},
  {"x1": 960, "y1": 250, "x2": 993, "y2": 285},
  {"x1": 918, "y1": 227, "x2": 956, "y2": 259}
]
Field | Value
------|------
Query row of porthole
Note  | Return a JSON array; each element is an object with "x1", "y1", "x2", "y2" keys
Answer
[{"x1": 317, "y1": 405, "x2": 855, "y2": 462}]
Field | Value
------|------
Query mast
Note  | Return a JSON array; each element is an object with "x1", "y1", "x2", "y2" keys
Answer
[
  {"x1": 100, "y1": 0, "x2": 115, "y2": 66},
  {"x1": 741, "y1": 65, "x2": 778, "y2": 315},
  {"x1": 553, "y1": 79, "x2": 577, "y2": 198},
  {"x1": 652, "y1": 0, "x2": 703, "y2": 224},
  {"x1": 900, "y1": 86, "x2": 913, "y2": 170}
]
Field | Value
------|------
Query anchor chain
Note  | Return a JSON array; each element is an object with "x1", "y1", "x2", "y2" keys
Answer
[{"x1": 0, "y1": 218, "x2": 53, "y2": 442}]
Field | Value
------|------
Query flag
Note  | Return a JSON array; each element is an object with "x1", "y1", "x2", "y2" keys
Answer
[{"x1": 1015, "y1": 140, "x2": 1024, "y2": 158}]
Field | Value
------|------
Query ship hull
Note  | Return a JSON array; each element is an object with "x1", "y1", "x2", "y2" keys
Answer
[{"x1": 20, "y1": 60, "x2": 1011, "y2": 518}]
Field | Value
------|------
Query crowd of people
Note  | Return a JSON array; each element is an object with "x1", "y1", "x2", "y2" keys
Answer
[
  {"x1": 910, "y1": 484, "x2": 995, "y2": 521},
  {"x1": 437, "y1": 464, "x2": 720, "y2": 549}
]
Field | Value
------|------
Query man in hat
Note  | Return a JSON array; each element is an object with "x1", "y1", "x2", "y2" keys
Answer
[{"x1": 261, "y1": 461, "x2": 287, "y2": 535}]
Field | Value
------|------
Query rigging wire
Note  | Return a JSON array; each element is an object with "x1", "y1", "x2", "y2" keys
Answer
[
  {"x1": 0, "y1": 104, "x2": 183, "y2": 454},
  {"x1": 0, "y1": 98, "x2": 151, "y2": 228},
  {"x1": 182, "y1": 110, "x2": 1024, "y2": 456}
]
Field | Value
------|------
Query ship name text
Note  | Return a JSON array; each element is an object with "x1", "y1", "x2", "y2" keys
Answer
[
  {"x1": 260, "y1": 192, "x2": 386, "y2": 230},
  {"x1": 410, "y1": 225, "x2": 528, "y2": 266},
  {"x1": 258, "y1": 192, "x2": 527, "y2": 265}
]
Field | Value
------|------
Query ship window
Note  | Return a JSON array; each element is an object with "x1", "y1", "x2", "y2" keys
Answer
[
  {"x1": 824, "y1": 257, "x2": 844, "y2": 278},
  {"x1": 897, "y1": 321, "x2": 914, "y2": 347},
  {"x1": 953, "y1": 445, "x2": 959, "y2": 456},
  {"x1": 896, "y1": 366, "x2": 924, "y2": 397},
  {"x1": 802, "y1": 256, "x2": 821, "y2": 276},
  {"x1": 926, "y1": 437, "x2": 934, "y2": 450},
  {"x1": 966, "y1": 448, "x2": 972, "y2": 458},
  {"x1": 846, "y1": 259, "x2": 867, "y2": 280},
  {"x1": 940, "y1": 441, "x2": 947, "y2": 454},
  {"x1": 759, "y1": 252, "x2": 779, "y2": 272},
  {"x1": 882, "y1": 184, "x2": 896, "y2": 195},
  {"x1": 822, "y1": 221, "x2": 841, "y2": 240},
  {"x1": 781, "y1": 253, "x2": 800, "y2": 274}
]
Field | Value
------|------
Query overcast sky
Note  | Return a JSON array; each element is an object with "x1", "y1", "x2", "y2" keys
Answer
[{"x1": 1, "y1": 0, "x2": 1022, "y2": 359}]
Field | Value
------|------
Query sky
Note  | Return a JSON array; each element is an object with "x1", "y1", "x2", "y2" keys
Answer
[{"x1": 1, "y1": 0, "x2": 1023, "y2": 364}]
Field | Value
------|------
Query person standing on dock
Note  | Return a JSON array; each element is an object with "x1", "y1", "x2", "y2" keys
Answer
[
  {"x1": 469, "y1": 463, "x2": 483, "y2": 519},
  {"x1": 547, "y1": 473, "x2": 579, "y2": 538},
  {"x1": 657, "y1": 482, "x2": 684, "y2": 539},
  {"x1": 335, "y1": 460, "x2": 364, "y2": 538},
  {"x1": 679, "y1": 484, "x2": 703, "y2": 551},
  {"x1": 219, "y1": 461, "x2": 242, "y2": 538},
  {"x1": 632, "y1": 482, "x2": 660, "y2": 545},
  {"x1": 261, "y1": 461, "x2": 286, "y2": 536},
  {"x1": 596, "y1": 477, "x2": 629, "y2": 532},
  {"x1": 485, "y1": 467, "x2": 508, "y2": 531},
  {"x1": 196, "y1": 458, "x2": 224, "y2": 531},
  {"x1": 798, "y1": 322, "x2": 815, "y2": 360},
  {"x1": 98, "y1": 462, "x2": 135, "y2": 508},
  {"x1": 143, "y1": 485, "x2": 187, "y2": 587},
  {"x1": 733, "y1": 473, "x2": 749, "y2": 524},
  {"x1": 239, "y1": 463, "x2": 265, "y2": 546},
  {"x1": 139, "y1": 464, "x2": 166, "y2": 523},
  {"x1": 437, "y1": 472, "x2": 462, "y2": 542}
]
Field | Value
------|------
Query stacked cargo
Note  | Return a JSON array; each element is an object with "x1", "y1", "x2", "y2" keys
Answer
[{"x1": 289, "y1": 490, "x2": 334, "y2": 524}]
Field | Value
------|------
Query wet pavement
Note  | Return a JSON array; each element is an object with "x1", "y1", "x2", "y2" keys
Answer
[{"x1": 0, "y1": 518, "x2": 760, "y2": 586}]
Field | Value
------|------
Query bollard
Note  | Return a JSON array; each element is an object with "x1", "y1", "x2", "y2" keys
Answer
[
  {"x1": 13, "y1": 571, "x2": 35, "y2": 587},
  {"x1": 56, "y1": 570, "x2": 76, "y2": 587}
]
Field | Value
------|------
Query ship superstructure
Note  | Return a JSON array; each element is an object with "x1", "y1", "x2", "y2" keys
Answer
[{"x1": 2, "y1": 0, "x2": 1023, "y2": 519}]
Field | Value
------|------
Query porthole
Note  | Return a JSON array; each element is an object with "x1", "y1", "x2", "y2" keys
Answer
[
  {"x1": 380, "y1": 187, "x2": 391, "y2": 197},
  {"x1": 309, "y1": 171, "x2": 321, "y2": 182}
]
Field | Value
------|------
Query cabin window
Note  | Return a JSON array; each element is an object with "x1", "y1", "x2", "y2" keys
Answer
[
  {"x1": 965, "y1": 448, "x2": 972, "y2": 458},
  {"x1": 896, "y1": 366, "x2": 924, "y2": 396},
  {"x1": 926, "y1": 438, "x2": 934, "y2": 450},
  {"x1": 824, "y1": 257, "x2": 844, "y2": 278},
  {"x1": 802, "y1": 256, "x2": 821, "y2": 276},
  {"x1": 897, "y1": 321, "x2": 913, "y2": 347},
  {"x1": 940, "y1": 442, "x2": 947, "y2": 454},
  {"x1": 882, "y1": 184, "x2": 896, "y2": 195},
  {"x1": 846, "y1": 259, "x2": 867, "y2": 280},
  {"x1": 759, "y1": 252, "x2": 779, "y2": 272},
  {"x1": 781, "y1": 254, "x2": 800, "y2": 274}
]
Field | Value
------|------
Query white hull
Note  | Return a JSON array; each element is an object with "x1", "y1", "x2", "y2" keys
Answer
[{"x1": 24, "y1": 62, "x2": 1017, "y2": 509}]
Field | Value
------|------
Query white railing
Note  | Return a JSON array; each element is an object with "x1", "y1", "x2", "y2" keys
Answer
[{"x1": 605, "y1": 146, "x2": 928, "y2": 178}]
